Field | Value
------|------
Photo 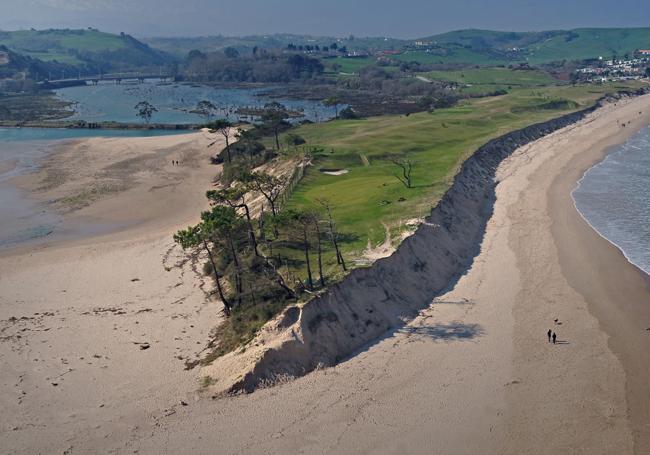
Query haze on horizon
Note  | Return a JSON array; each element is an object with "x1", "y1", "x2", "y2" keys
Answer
[{"x1": 1, "y1": 0, "x2": 649, "y2": 38}]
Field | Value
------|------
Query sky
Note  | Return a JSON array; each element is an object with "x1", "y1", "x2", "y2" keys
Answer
[{"x1": 1, "y1": 0, "x2": 649, "y2": 38}]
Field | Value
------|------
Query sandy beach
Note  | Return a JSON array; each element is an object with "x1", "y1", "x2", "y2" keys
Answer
[
  {"x1": 1, "y1": 95, "x2": 650, "y2": 454},
  {"x1": 0, "y1": 130, "x2": 230, "y2": 453}
]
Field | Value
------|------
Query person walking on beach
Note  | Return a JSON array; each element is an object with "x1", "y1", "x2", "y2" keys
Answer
[
  {"x1": 547, "y1": 329, "x2": 552, "y2": 342},
  {"x1": 552, "y1": 332, "x2": 557, "y2": 344}
]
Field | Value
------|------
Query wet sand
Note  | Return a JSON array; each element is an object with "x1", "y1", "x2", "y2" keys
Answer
[
  {"x1": 0, "y1": 130, "x2": 230, "y2": 453},
  {"x1": 550, "y1": 113, "x2": 650, "y2": 451},
  {"x1": 1, "y1": 96, "x2": 650, "y2": 454}
]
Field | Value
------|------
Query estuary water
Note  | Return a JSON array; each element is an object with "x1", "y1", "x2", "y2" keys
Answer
[
  {"x1": 1, "y1": 82, "x2": 335, "y2": 249},
  {"x1": 573, "y1": 125, "x2": 650, "y2": 275},
  {"x1": 54, "y1": 81, "x2": 336, "y2": 124},
  {"x1": 0, "y1": 128, "x2": 182, "y2": 249}
]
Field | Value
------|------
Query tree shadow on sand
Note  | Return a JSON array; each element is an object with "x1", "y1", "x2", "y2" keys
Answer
[{"x1": 398, "y1": 322, "x2": 485, "y2": 341}]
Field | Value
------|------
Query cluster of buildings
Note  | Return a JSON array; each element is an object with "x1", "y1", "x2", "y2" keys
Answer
[{"x1": 575, "y1": 52, "x2": 650, "y2": 82}]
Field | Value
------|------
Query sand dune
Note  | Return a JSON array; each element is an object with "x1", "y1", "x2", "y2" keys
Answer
[{"x1": 1, "y1": 96, "x2": 650, "y2": 454}]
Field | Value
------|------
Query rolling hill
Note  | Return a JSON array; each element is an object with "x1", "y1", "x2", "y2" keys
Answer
[
  {"x1": 0, "y1": 44, "x2": 76, "y2": 81},
  {"x1": 144, "y1": 27, "x2": 650, "y2": 67},
  {"x1": 0, "y1": 29, "x2": 174, "y2": 72},
  {"x1": 522, "y1": 28, "x2": 650, "y2": 63},
  {"x1": 419, "y1": 27, "x2": 650, "y2": 64},
  {"x1": 143, "y1": 33, "x2": 405, "y2": 58}
]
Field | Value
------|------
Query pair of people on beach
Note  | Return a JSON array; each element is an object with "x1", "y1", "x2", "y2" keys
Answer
[
  {"x1": 547, "y1": 329, "x2": 557, "y2": 344},
  {"x1": 171, "y1": 160, "x2": 180, "y2": 166}
]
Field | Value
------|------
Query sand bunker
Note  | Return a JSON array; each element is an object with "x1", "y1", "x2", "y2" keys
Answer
[{"x1": 319, "y1": 168, "x2": 349, "y2": 176}]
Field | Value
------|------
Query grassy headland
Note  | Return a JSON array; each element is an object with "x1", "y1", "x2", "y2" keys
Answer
[
  {"x1": 278, "y1": 82, "x2": 645, "y2": 266},
  {"x1": 198, "y1": 80, "x2": 645, "y2": 357}
]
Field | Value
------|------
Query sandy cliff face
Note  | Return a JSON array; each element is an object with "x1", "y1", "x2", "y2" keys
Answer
[{"x1": 202, "y1": 90, "x2": 646, "y2": 395}]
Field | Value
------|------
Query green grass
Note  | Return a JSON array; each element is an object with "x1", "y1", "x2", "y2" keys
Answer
[
  {"x1": 422, "y1": 67, "x2": 561, "y2": 94},
  {"x1": 423, "y1": 29, "x2": 546, "y2": 49},
  {"x1": 392, "y1": 47, "x2": 511, "y2": 66},
  {"x1": 424, "y1": 67, "x2": 557, "y2": 86},
  {"x1": 525, "y1": 28, "x2": 650, "y2": 64},
  {"x1": 0, "y1": 29, "x2": 171, "y2": 70},
  {"x1": 322, "y1": 56, "x2": 400, "y2": 79},
  {"x1": 277, "y1": 81, "x2": 645, "y2": 268},
  {"x1": 416, "y1": 27, "x2": 650, "y2": 65},
  {"x1": 206, "y1": 79, "x2": 645, "y2": 358},
  {"x1": 0, "y1": 29, "x2": 127, "y2": 63},
  {"x1": 392, "y1": 28, "x2": 650, "y2": 66}
]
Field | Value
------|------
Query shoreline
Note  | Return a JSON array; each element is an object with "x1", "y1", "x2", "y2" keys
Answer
[
  {"x1": 571, "y1": 140, "x2": 650, "y2": 277},
  {"x1": 0, "y1": 129, "x2": 231, "y2": 454},
  {"x1": 196, "y1": 92, "x2": 624, "y2": 395},
  {"x1": 1, "y1": 96, "x2": 650, "y2": 453},
  {"x1": 0, "y1": 121, "x2": 202, "y2": 130},
  {"x1": 131, "y1": 93, "x2": 650, "y2": 454},
  {"x1": 0, "y1": 130, "x2": 219, "y2": 255},
  {"x1": 547, "y1": 100, "x2": 650, "y2": 452}
]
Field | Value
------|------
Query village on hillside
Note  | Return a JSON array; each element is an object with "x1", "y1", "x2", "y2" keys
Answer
[{"x1": 574, "y1": 50, "x2": 650, "y2": 82}]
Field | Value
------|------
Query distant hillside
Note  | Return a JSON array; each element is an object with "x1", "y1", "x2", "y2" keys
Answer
[
  {"x1": 143, "y1": 34, "x2": 405, "y2": 58},
  {"x1": 145, "y1": 27, "x2": 650, "y2": 67},
  {"x1": 0, "y1": 29, "x2": 175, "y2": 72},
  {"x1": 4, "y1": 27, "x2": 647, "y2": 78},
  {"x1": 420, "y1": 28, "x2": 650, "y2": 64},
  {"x1": 424, "y1": 29, "x2": 561, "y2": 50},
  {"x1": 0, "y1": 44, "x2": 76, "y2": 82},
  {"x1": 523, "y1": 28, "x2": 650, "y2": 63}
]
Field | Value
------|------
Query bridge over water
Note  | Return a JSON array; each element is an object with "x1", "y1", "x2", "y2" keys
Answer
[{"x1": 39, "y1": 73, "x2": 176, "y2": 88}]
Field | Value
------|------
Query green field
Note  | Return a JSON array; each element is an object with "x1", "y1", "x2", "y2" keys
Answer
[
  {"x1": 324, "y1": 56, "x2": 375, "y2": 75},
  {"x1": 424, "y1": 67, "x2": 557, "y2": 86},
  {"x1": 0, "y1": 30, "x2": 127, "y2": 64},
  {"x1": 393, "y1": 48, "x2": 510, "y2": 66},
  {"x1": 0, "y1": 29, "x2": 171, "y2": 70},
  {"x1": 525, "y1": 28, "x2": 650, "y2": 63},
  {"x1": 423, "y1": 67, "x2": 560, "y2": 93},
  {"x1": 276, "y1": 81, "x2": 645, "y2": 273},
  {"x1": 400, "y1": 27, "x2": 650, "y2": 65}
]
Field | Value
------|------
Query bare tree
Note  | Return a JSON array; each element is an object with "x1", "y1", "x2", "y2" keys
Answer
[
  {"x1": 285, "y1": 209, "x2": 315, "y2": 291},
  {"x1": 209, "y1": 119, "x2": 234, "y2": 162},
  {"x1": 300, "y1": 217, "x2": 314, "y2": 291},
  {"x1": 261, "y1": 102, "x2": 289, "y2": 150},
  {"x1": 236, "y1": 129, "x2": 259, "y2": 161},
  {"x1": 313, "y1": 214, "x2": 325, "y2": 287},
  {"x1": 174, "y1": 220, "x2": 231, "y2": 315},
  {"x1": 317, "y1": 198, "x2": 346, "y2": 272},
  {"x1": 246, "y1": 171, "x2": 285, "y2": 217},
  {"x1": 206, "y1": 187, "x2": 260, "y2": 257}
]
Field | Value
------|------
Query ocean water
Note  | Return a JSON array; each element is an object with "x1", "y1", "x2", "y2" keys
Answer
[
  {"x1": 55, "y1": 82, "x2": 337, "y2": 124},
  {"x1": 573, "y1": 125, "x2": 650, "y2": 275},
  {"x1": 0, "y1": 128, "x2": 183, "y2": 249}
]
